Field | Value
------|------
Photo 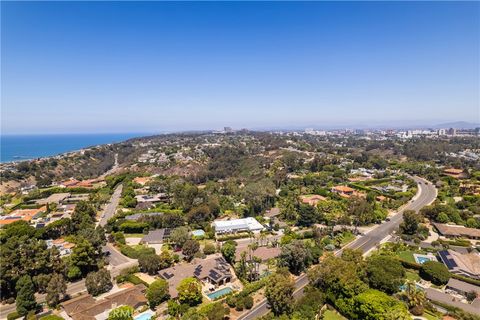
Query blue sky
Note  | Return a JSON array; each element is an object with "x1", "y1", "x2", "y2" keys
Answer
[{"x1": 2, "y1": 1, "x2": 479, "y2": 134}]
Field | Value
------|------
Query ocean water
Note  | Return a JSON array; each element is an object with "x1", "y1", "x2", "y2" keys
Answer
[{"x1": 0, "y1": 133, "x2": 144, "y2": 163}]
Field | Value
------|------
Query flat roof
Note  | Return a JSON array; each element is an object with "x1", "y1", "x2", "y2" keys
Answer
[{"x1": 213, "y1": 217, "x2": 264, "y2": 232}]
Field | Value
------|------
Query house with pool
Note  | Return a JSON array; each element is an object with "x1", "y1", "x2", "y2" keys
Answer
[{"x1": 159, "y1": 254, "x2": 237, "y2": 300}]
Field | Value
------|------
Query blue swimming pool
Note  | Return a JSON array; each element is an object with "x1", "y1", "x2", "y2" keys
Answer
[
  {"x1": 134, "y1": 310, "x2": 155, "y2": 320},
  {"x1": 207, "y1": 287, "x2": 233, "y2": 300}
]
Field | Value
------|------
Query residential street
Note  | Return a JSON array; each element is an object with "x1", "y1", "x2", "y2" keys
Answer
[
  {"x1": 238, "y1": 176, "x2": 437, "y2": 320},
  {"x1": 99, "y1": 184, "x2": 122, "y2": 227}
]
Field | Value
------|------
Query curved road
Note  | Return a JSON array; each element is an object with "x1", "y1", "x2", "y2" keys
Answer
[{"x1": 238, "y1": 175, "x2": 437, "y2": 320}]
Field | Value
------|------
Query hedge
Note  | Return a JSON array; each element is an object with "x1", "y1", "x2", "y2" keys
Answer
[
  {"x1": 7, "y1": 312, "x2": 20, "y2": 320},
  {"x1": 451, "y1": 274, "x2": 480, "y2": 287},
  {"x1": 116, "y1": 274, "x2": 149, "y2": 287},
  {"x1": 118, "y1": 244, "x2": 155, "y2": 259}
]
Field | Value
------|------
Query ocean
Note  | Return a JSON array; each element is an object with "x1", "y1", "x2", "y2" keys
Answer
[{"x1": 0, "y1": 133, "x2": 145, "y2": 163}]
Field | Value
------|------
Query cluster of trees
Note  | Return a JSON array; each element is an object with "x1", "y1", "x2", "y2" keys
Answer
[
  {"x1": 0, "y1": 201, "x2": 106, "y2": 316},
  {"x1": 263, "y1": 249, "x2": 419, "y2": 320}
]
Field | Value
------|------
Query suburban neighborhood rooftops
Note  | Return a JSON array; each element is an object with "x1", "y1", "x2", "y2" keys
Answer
[
  {"x1": 332, "y1": 185, "x2": 355, "y2": 193},
  {"x1": 0, "y1": 206, "x2": 47, "y2": 225}
]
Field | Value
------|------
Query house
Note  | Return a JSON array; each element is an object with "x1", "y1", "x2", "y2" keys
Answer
[
  {"x1": 235, "y1": 246, "x2": 281, "y2": 262},
  {"x1": 425, "y1": 287, "x2": 480, "y2": 315},
  {"x1": 265, "y1": 207, "x2": 281, "y2": 218},
  {"x1": 135, "y1": 193, "x2": 168, "y2": 204},
  {"x1": 433, "y1": 223, "x2": 480, "y2": 240},
  {"x1": 300, "y1": 195, "x2": 326, "y2": 206},
  {"x1": 125, "y1": 212, "x2": 163, "y2": 221},
  {"x1": 141, "y1": 228, "x2": 171, "y2": 245},
  {"x1": 438, "y1": 250, "x2": 480, "y2": 279},
  {"x1": 159, "y1": 254, "x2": 233, "y2": 298},
  {"x1": 0, "y1": 206, "x2": 47, "y2": 226},
  {"x1": 35, "y1": 193, "x2": 71, "y2": 205},
  {"x1": 331, "y1": 185, "x2": 356, "y2": 198},
  {"x1": 61, "y1": 284, "x2": 147, "y2": 320},
  {"x1": 47, "y1": 238, "x2": 75, "y2": 256},
  {"x1": 444, "y1": 168, "x2": 466, "y2": 179},
  {"x1": 446, "y1": 278, "x2": 480, "y2": 297},
  {"x1": 64, "y1": 194, "x2": 90, "y2": 203},
  {"x1": 213, "y1": 217, "x2": 265, "y2": 235}
]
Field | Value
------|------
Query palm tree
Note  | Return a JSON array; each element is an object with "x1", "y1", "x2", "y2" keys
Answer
[{"x1": 401, "y1": 281, "x2": 426, "y2": 316}]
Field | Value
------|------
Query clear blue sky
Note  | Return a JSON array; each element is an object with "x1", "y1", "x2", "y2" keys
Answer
[{"x1": 2, "y1": 1, "x2": 479, "y2": 134}]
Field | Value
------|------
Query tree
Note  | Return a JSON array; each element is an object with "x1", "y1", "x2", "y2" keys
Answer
[
  {"x1": 108, "y1": 306, "x2": 133, "y2": 320},
  {"x1": 203, "y1": 242, "x2": 216, "y2": 255},
  {"x1": 15, "y1": 275, "x2": 37, "y2": 316},
  {"x1": 297, "y1": 204, "x2": 317, "y2": 227},
  {"x1": 399, "y1": 210, "x2": 422, "y2": 235},
  {"x1": 354, "y1": 289, "x2": 410, "y2": 320},
  {"x1": 159, "y1": 250, "x2": 174, "y2": 270},
  {"x1": 177, "y1": 277, "x2": 202, "y2": 306},
  {"x1": 85, "y1": 269, "x2": 113, "y2": 296},
  {"x1": 365, "y1": 255, "x2": 405, "y2": 294},
  {"x1": 204, "y1": 302, "x2": 230, "y2": 320},
  {"x1": 70, "y1": 238, "x2": 98, "y2": 275},
  {"x1": 221, "y1": 240, "x2": 237, "y2": 264},
  {"x1": 265, "y1": 268, "x2": 295, "y2": 316},
  {"x1": 46, "y1": 273, "x2": 66, "y2": 307},
  {"x1": 420, "y1": 261, "x2": 450, "y2": 285},
  {"x1": 277, "y1": 240, "x2": 312, "y2": 275},
  {"x1": 138, "y1": 254, "x2": 162, "y2": 275},
  {"x1": 401, "y1": 281, "x2": 426, "y2": 316},
  {"x1": 170, "y1": 227, "x2": 190, "y2": 249},
  {"x1": 146, "y1": 279, "x2": 169, "y2": 308},
  {"x1": 182, "y1": 239, "x2": 200, "y2": 262}
]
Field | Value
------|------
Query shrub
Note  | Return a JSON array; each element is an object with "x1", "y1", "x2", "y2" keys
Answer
[
  {"x1": 420, "y1": 261, "x2": 450, "y2": 285},
  {"x1": 203, "y1": 242, "x2": 216, "y2": 255},
  {"x1": 7, "y1": 312, "x2": 20, "y2": 320},
  {"x1": 243, "y1": 295, "x2": 254, "y2": 309},
  {"x1": 39, "y1": 316, "x2": 64, "y2": 320}
]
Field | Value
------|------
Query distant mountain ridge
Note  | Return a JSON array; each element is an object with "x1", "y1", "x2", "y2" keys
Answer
[{"x1": 431, "y1": 121, "x2": 479, "y2": 129}]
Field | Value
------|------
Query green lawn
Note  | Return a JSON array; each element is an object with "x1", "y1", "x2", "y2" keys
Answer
[
  {"x1": 322, "y1": 310, "x2": 347, "y2": 320},
  {"x1": 124, "y1": 233, "x2": 145, "y2": 238},
  {"x1": 397, "y1": 250, "x2": 416, "y2": 263},
  {"x1": 405, "y1": 270, "x2": 420, "y2": 282},
  {"x1": 423, "y1": 310, "x2": 441, "y2": 320},
  {"x1": 340, "y1": 232, "x2": 356, "y2": 245}
]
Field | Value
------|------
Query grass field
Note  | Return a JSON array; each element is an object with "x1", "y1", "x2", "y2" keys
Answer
[
  {"x1": 397, "y1": 250, "x2": 416, "y2": 263},
  {"x1": 423, "y1": 310, "x2": 441, "y2": 320},
  {"x1": 323, "y1": 310, "x2": 347, "y2": 320},
  {"x1": 405, "y1": 270, "x2": 420, "y2": 282}
]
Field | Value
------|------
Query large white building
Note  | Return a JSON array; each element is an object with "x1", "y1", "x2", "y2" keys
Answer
[{"x1": 213, "y1": 217, "x2": 265, "y2": 235}]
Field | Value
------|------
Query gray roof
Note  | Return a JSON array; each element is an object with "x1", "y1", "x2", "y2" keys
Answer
[
  {"x1": 125, "y1": 212, "x2": 163, "y2": 221},
  {"x1": 447, "y1": 278, "x2": 480, "y2": 294},
  {"x1": 141, "y1": 228, "x2": 171, "y2": 244},
  {"x1": 425, "y1": 288, "x2": 480, "y2": 315}
]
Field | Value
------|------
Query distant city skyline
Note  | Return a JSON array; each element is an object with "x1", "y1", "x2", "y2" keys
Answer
[{"x1": 2, "y1": 1, "x2": 479, "y2": 134}]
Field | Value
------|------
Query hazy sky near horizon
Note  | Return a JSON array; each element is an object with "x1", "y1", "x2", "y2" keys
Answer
[{"x1": 2, "y1": 1, "x2": 479, "y2": 134}]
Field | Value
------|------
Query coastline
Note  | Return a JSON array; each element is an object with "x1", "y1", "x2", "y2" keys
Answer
[{"x1": 0, "y1": 133, "x2": 145, "y2": 164}]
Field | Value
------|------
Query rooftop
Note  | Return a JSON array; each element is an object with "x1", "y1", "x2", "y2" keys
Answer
[{"x1": 213, "y1": 217, "x2": 264, "y2": 233}]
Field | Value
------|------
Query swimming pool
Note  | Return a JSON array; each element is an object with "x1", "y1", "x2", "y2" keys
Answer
[
  {"x1": 206, "y1": 287, "x2": 233, "y2": 300},
  {"x1": 413, "y1": 253, "x2": 436, "y2": 265},
  {"x1": 134, "y1": 310, "x2": 155, "y2": 320}
]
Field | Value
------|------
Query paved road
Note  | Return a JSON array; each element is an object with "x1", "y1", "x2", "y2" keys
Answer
[
  {"x1": 238, "y1": 176, "x2": 437, "y2": 320},
  {"x1": 99, "y1": 184, "x2": 123, "y2": 227},
  {"x1": 1, "y1": 185, "x2": 129, "y2": 319}
]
